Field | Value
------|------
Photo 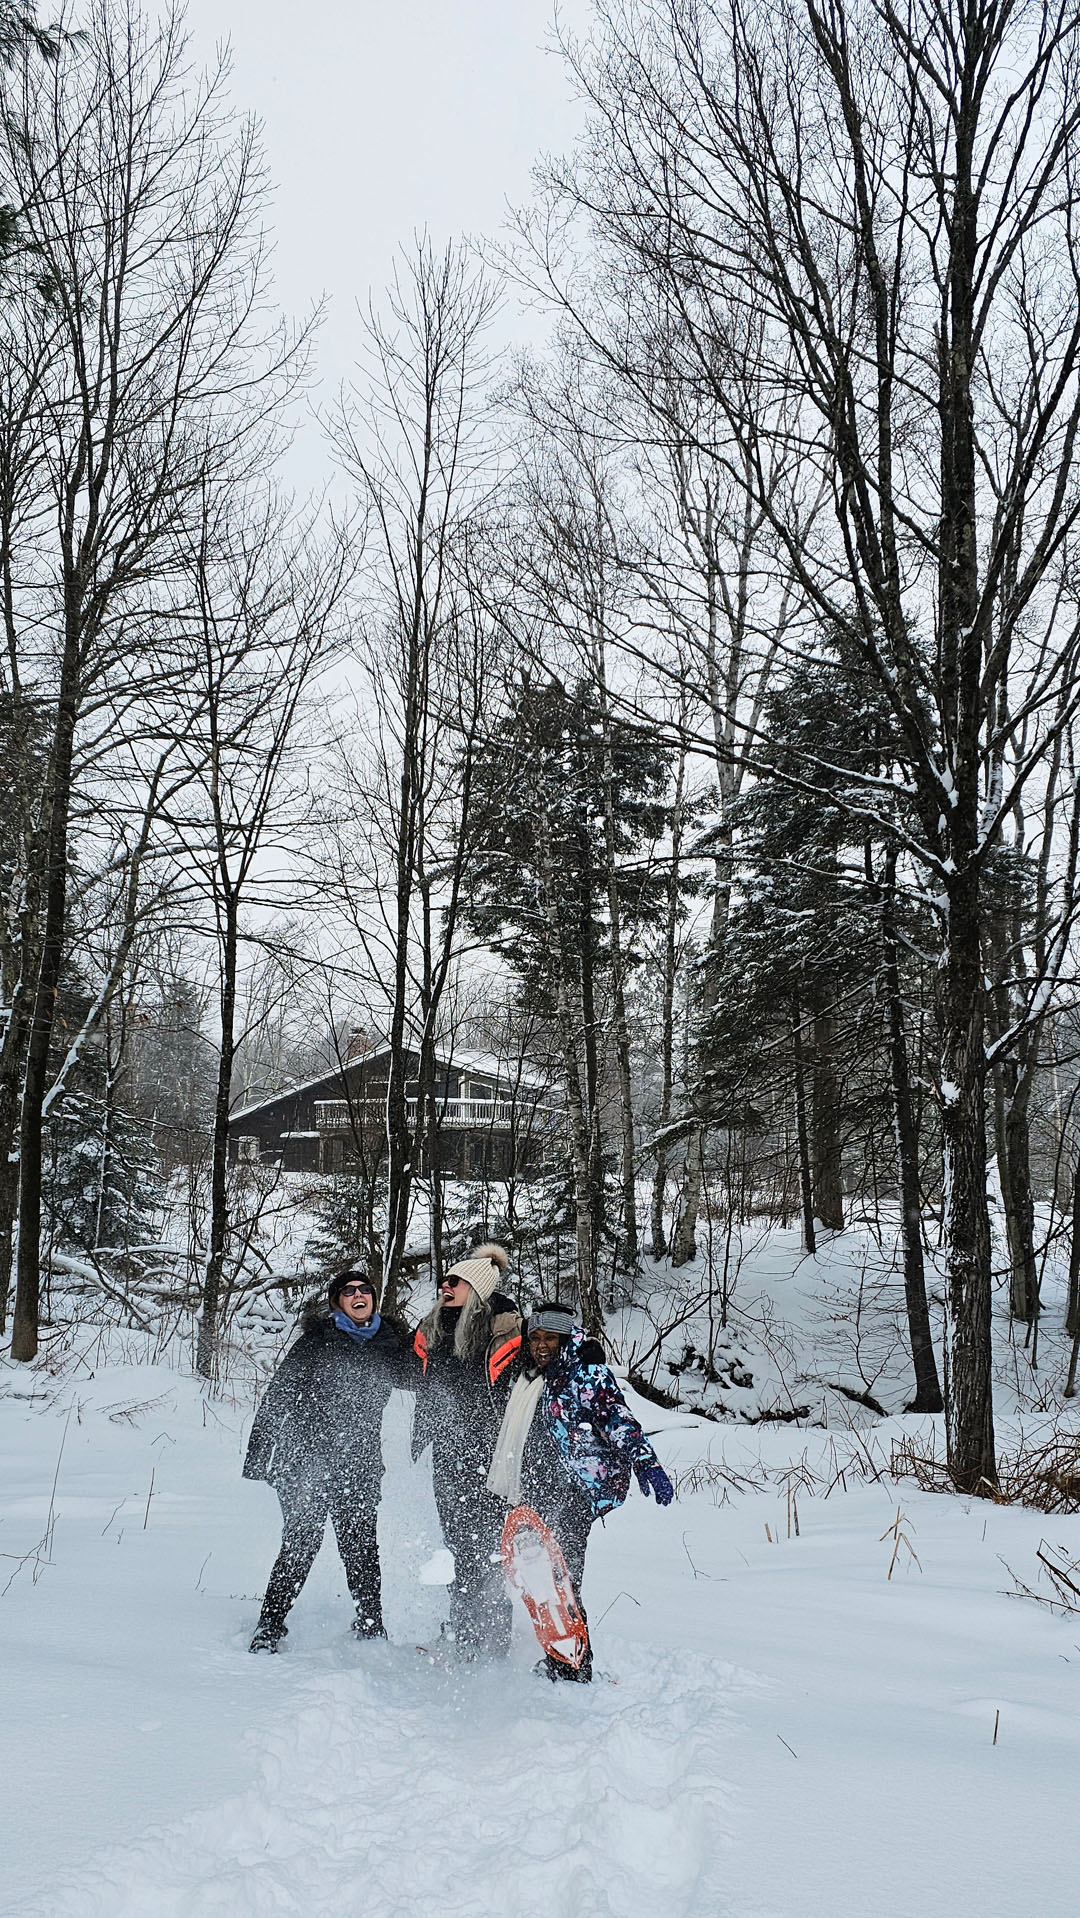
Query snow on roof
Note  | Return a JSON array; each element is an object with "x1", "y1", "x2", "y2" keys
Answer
[
  {"x1": 229, "y1": 1042, "x2": 552, "y2": 1126},
  {"x1": 229, "y1": 1083, "x2": 325, "y2": 1125},
  {"x1": 445, "y1": 1047, "x2": 551, "y2": 1087}
]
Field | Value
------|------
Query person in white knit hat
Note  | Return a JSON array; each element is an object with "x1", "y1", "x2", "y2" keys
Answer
[{"x1": 411, "y1": 1243, "x2": 521, "y2": 1658}]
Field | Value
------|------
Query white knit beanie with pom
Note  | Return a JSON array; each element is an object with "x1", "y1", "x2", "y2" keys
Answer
[{"x1": 443, "y1": 1241, "x2": 510, "y2": 1303}]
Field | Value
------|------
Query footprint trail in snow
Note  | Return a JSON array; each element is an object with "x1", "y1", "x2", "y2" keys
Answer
[{"x1": 30, "y1": 1643, "x2": 736, "y2": 1918}]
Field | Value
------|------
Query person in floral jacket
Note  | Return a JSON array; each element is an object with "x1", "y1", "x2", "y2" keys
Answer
[{"x1": 487, "y1": 1302, "x2": 674, "y2": 1681}]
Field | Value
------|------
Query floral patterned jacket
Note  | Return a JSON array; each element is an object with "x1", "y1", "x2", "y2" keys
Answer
[{"x1": 540, "y1": 1330, "x2": 661, "y2": 1517}]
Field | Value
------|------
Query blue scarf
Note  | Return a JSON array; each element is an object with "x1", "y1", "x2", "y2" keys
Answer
[{"x1": 333, "y1": 1310, "x2": 382, "y2": 1344}]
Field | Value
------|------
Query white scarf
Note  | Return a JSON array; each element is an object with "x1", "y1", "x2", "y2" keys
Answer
[{"x1": 487, "y1": 1373, "x2": 545, "y2": 1505}]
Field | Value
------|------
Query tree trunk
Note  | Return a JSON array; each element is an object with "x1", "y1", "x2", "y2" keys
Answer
[
  {"x1": 606, "y1": 917, "x2": 638, "y2": 1271},
  {"x1": 0, "y1": 1042, "x2": 28, "y2": 1336},
  {"x1": 0, "y1": 1139, "x2": 15, "y2": 1338},
  {"x1": 381, "y1": 736, "x2": 418, "y2": 1323},
  {"x1": 650, "y1": 1130, "x2": 671, "y2": 1259},
  {"x1": 933, "y1": 27, "x2": 998, "y2": 1493},
  {"x1": 564, "y1": 1019, "x2": 603, "y2": 1339},
  {"x1": 0, "y1": 882, "x2": 38, "y2": 1337},
  {"x1": 672, "y1": 887, "x2": 727, "y2": 1269},
  {"x1": 1066, "y1": 1142, "x2": 1080, "y2": 1393},
  {"x1": 671, "y1": 860, "x2": 728, "y2": 1266},
  {"x1": 575, "y1": 825, "x2": 606, "y2": 1301},
  {"x1": 672, "y1": 1127, "x2": 705, "y2": 1268},
  {"x1": 938, "y1": 869, "x2": 997, "y2": 1493},
  {"x1": 197, "y1": 889, "x2": 238, "y2": 1379},
  {"x1": 12, "y1": 621, "x2": 79, "y2": 1362},
  {"x1": 1066, "y1": 1178, "x2": 1080, "y2": 1392},
  {"x1": 810, "y1": 1001, "x2": 845, "y2": 1230},
  {"x1": 94, "y1": 1040, "x2": 116, "y2": 1252},
  {"x1": 667, "y1": 467, "x2": 757, "y2": 1267},
  {"x1": 419, "y1": 1021, "x2": 445, "y2": 1294},
  {"x1": 791, "y1": 1002, "x2": 816, "y2": 1257},
  {"x1": 595, "y1": 642, "x2": 638, "y2": 1270},
  {"x1": 1065, "y1": 1159, "x2": 1080, "y2": 1342},
  {"x1": 539, "y1": 814, "x2": 602, "y2": 1336},
  {"x1": 650, "y1": 753, "x2": 685, "y2": 1257},
  {"x1": 882, "y1": 851, "x2": 943, "y2": 1411},
  {"x1": 998, "y1": 1064, "x2": 1039, "y2": 1322}
]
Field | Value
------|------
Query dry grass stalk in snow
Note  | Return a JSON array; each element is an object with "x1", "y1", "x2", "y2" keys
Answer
[
  {"x1": 893, "y1": 1429, "x2": 1080, "y2": 1514},
  {"x1": 1004, "y1": 1541, "x2": 1080, "y2": 1616},
  {"x1": 671, "y1": 1434, "x2": 890, "y2": 1506},
  {"x1": 880, "y1": 1506, "x2": 922, "y2": 1579}
]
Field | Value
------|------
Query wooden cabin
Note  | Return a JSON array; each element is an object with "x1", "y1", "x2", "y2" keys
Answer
[{"x1": 227, "y1": 1044, "x2": 559, "y2": 1179}]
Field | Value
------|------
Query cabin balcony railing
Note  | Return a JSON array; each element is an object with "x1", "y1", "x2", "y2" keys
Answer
[{"x1": 313, "y1": 1097, "x2": 560, "y2": 1134}]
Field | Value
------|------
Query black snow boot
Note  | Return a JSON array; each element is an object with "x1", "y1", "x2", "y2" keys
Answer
[
  {"x1": 350, "y1": 1609, "x2": 387, "y2": 1641},
  {"x1": 535, "y1": 1647, "x2": 593, "y2": 1684},
  {"x1": 249, "y1": 1619, "x2": 287, "y2": 1654}
]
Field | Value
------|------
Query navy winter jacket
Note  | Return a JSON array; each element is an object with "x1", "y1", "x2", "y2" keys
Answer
[{"x1": 243, "y1": 1311, "x2": 415, "y2": 1495}]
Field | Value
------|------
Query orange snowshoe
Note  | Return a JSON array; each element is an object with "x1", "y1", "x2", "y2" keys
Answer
[{"x1": 501, "y1": 1504, "x2": 590, "y2": 1674}]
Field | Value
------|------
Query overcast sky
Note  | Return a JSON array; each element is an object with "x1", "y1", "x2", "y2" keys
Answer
[{"x1": 181, "y1": 0, "x2": 589, "y2": 490}]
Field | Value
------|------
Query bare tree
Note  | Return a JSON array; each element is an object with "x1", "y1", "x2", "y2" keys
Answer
[
  {"x1": 985, "y1": 708, "x2": 1080, "y2": 1333},
  {"x1": 535, "y1": 0, "x2": 1080, "y2": 1493},
  {"x1": 494, "y1": 383, "x2": 650, "y2": 1272},
  {"x1": 327, "y1": 241, "x2": 503, "y2": 1316},
  {"x1": 2, "y1": 1, "x2": 303, "y2": 1359},
  {"x1": 169, "y1": 489, "x2": 348, "y2": 1377},
  {"x1": 647, "y1": 719, "x2": 692, "y2": 1258},
  {"x1": 498, "y1": 233, "x2": 811, "y2": 1270}
]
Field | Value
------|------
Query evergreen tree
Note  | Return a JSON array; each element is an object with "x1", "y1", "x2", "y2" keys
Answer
[
  {"x1": 463, "y1": 671, "x2": 674, "y2": 1325},
  {"x1": 40, "y1": 968, "x2": 162, "y2": 1269},
  {"x1": 305, "y1": 1172, "x2": 381, "y2": 1283},
  {"x1": 707, "y1": 632, "x2": 944, "y2": 1409}
]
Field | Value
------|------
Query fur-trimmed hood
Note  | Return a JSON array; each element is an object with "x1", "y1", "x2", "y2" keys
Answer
[{"x1": 242, "y1": 1309, "x2": 414, "y2": 1490}]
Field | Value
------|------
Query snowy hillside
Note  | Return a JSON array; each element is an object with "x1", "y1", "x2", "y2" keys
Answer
[{"x1": 3, "y1": 1227, "x2": 1079, "y2": 1917}]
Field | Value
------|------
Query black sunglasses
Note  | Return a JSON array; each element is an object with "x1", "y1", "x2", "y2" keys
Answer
[{"x1": 338, "y1": 1282, "x2": 373, "y2": 1299}]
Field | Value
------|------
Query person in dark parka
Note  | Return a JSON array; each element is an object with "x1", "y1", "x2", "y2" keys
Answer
[
  {"x1": 411, "y1": 1243, "x2": 521, "y2": 1659},
  {"x1": 244, "y1": 1268, "x2": 415, "y2": 1652}
]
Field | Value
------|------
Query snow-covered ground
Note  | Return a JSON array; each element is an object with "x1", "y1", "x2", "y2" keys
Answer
[{"x1": 3, "y1": 1229, "x2": 1079, "y2": 1916}]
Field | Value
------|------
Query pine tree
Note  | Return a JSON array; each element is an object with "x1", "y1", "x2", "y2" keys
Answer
[
  {"x1": 707, "y1": 633, "x2": 944, "y2": 1409},
  {"x1": 40, "y1": 968, "x2": 162, "y2": 1275},
  {"x1": 463, "y1": 671, "x2": 674, "y2": 1327}
]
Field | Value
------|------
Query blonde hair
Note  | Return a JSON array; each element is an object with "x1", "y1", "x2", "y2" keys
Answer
[{"x1": 422, "y1": 1277, "x2": 495, "y2": 1367}]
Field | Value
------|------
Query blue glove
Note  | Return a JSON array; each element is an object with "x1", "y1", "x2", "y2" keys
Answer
[{"x1": 636, "y1": 1462, "x2": 674, "y2": 1506}]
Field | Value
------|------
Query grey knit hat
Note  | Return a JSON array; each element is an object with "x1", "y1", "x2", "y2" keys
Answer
[
  {"x1": 443, "y1": 1241, "x2": 510, "y2": 1303},
  {"x1": 527, "y1": 1305, "x2": 575, "y2": 1337}
]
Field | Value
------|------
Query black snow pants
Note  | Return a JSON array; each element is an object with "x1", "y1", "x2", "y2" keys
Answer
[
  {"x1": 434, "y1": 1459, "x2": 513, "y2": 1659},
  {"x1": 529, "y1": 1477, "x2": 595, "y2": 1682},
  {"x1": 257, "y1": 1477, "x2": 383, "y2": 1636}
]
